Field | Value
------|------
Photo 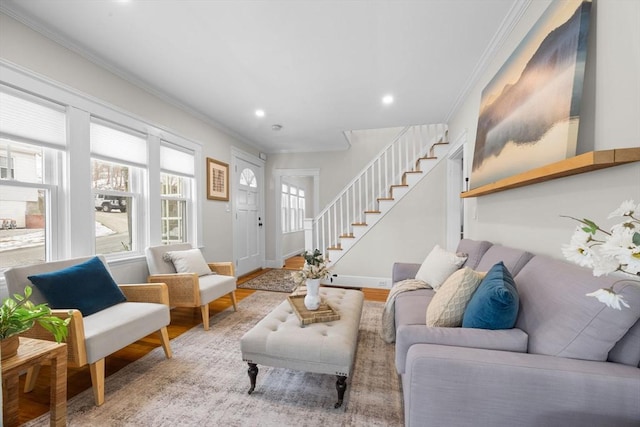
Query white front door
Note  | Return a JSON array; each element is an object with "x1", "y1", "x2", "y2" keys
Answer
[{"x1": 233, "y1": 154, "x2": 264, "y2": 275}]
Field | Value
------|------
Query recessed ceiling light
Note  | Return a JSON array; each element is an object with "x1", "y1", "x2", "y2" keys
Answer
[
  {"x1": 382, "y1": 95, "x2": 394, "y2": 105},
  {"x1": 255, "y1": 109, "x2": 265, "y2": 118}
]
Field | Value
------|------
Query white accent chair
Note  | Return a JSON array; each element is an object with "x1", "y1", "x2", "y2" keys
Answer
[
  {"x1": 145, "y1": 243, "x2": 238, "y2": 331},
  {"x1": 4, "y1": 255, "x2": 172, "y2": 406}
]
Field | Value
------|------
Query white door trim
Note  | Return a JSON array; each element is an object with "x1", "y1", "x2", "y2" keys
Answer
[
  {"x1": 231, "y1": 147, "x2": 265, "y2": 274},
  {"x1": 446, "y1": 131, "x2": 467, "y2": 251},
  {"x1": 272, "y1": 168, "x2": 320, "y2": 268}
]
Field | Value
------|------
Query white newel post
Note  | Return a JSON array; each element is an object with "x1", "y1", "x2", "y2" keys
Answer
[{"x1": 304, "y1": 218, "x2": 313, "y2": 252}]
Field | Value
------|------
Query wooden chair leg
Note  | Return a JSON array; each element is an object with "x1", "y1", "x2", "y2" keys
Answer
[
  {"x1": 158, "y1": 327, "x2": 172, "y2": 359},
  {"x1": 201, "y1": 304, "x2": 210, "y2": 330},
  {"x1": 89, "y1": 358, "x2": 106, "y2": 406},
  {"x1": 23, "y1": 365, "x2": 41, "y2": 393},
  {"x1": 230, "y1": 291, "x2": 238, "y2": 311}
]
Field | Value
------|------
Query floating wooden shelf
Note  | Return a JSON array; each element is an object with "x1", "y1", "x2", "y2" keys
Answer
[{"x1": 460, "y1": 148, "x2": 640, "y2": 198}]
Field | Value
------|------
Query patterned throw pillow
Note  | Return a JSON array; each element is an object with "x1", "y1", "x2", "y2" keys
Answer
[
  {"x1": 415, "y1": 244, "x2": 468, "y2": 290},
  {"x1": 426, "y1": 267, "x2": 485, "y2": 327}
]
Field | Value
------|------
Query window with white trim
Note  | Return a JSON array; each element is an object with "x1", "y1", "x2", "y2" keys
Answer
[
  {"x1": 90, "y1": 119, "x2": 146, "y2": 255},
  {"x1": 0, "y1": 87, "x2": 66, "y2": 269},
  {"x1": 281, "y1": 182, "x2": 305, "y2": 233},
  {"x1": 0, "y1": 63, "x2": 203, "y2": 272},
  {"x1": 160, "y1": 143, "x2": 194, "y2": 244}
]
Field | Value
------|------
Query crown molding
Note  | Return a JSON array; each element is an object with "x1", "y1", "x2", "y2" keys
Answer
[
  {"x1": 445, "y1": 0, "x2": 532, "y2": 123},
  {"x1": 0, "y1": 5, "x2": 265, "y2": 152}
]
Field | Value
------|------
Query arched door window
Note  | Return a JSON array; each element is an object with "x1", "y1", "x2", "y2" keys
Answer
[{"x1": 239, "y1": 168, "x2": 257, "y2": 187}]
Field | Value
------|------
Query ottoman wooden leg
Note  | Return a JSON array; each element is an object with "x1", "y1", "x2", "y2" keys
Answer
[
  {"x1": 247, "y1": 363, "x2": 259, "y2": 395},
  {"x1": 335, "y1": 375, "x2": 347, "y2": 408}
]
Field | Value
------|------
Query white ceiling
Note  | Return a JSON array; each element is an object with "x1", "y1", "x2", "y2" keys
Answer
[{"x1": 1, "y1": 0, "x2": 525, "y2": 153}]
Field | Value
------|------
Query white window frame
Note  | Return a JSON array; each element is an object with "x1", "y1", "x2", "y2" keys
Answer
[
  {"x1": 160, "y1": 172, "x2": 192, "y2": 244},
  {"x1": 281, "y1": 182, "x2": 305, "y2": 233},
  {"x1": 0, "y1": 61, "x2": 203, "y2": 271}
]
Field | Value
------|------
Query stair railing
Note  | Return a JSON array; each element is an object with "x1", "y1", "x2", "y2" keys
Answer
[{"x1": 309, "y1": 123, "x2": 448, "y2": 257}]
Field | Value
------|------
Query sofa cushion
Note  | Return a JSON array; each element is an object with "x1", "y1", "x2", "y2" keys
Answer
[
  {"x1": 608, "y1": 318, "x2": 640, "y2": 367},
  {"x1": 463, "y1": 262, "x2": 519, "y2": 330},
  {"x1": 164, "y1": 248, "x2": 212, "y2": 277},
  {"x1": 426, "y1": 268, "x2": 485, "y2": 327},
  {"x1": 475, "y1": 245, "x2": 533, "y2": 276},
  {"x1": 83, "y1": 301, "x2": 170, "y2": 364},
  {"x1": 198, "y1": 273, "x2": 236, "y2": 302},
  {"x1": 395, "y1": 325, "x2": 528, "y2": 374},
  {"x1": 28, "y1": 256, "x2": 127, "y2": 316},
  {"x1": 456, "y1": 239, "x2": 493, "y2": 270},
  {"x1": 515, "y1": 255, "x2": 640, "y2": 361},
  {"x1": 415, "y1": 245, "x2": 467, "y2": 290},
  {"x1": 395, "y1": 289, "x2": 435, "y2": 327}
]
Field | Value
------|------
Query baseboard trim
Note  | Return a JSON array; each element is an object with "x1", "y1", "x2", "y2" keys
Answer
[{"x1": 324, "y1": 274, "x2": 392, "y2": 290}]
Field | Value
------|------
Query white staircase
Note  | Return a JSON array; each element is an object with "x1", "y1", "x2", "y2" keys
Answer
[{"x1": 305, "y1": 123, "x2": 450, "y2": 264}]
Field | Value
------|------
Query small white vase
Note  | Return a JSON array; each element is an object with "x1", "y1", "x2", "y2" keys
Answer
[{"x1": 304, "y1": 278, "x2": 321, "y2": 310}]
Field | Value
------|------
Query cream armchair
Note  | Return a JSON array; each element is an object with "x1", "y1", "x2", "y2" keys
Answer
[
  {"x1": 4, "y1": 255, "x2": 172, "y2": 406},
  {"x1": 145, "y1": 243, "x2": 238, "y2": 331}
]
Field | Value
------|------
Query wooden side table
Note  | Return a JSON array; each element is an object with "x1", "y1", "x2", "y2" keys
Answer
[{"x1": 2, "y1": 337, "x2": 67, "y2": 427}]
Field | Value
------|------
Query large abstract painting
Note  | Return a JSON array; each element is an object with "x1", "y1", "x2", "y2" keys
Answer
[{"x1": 470, "y1": 0, "x2": 592, "y2": 190}]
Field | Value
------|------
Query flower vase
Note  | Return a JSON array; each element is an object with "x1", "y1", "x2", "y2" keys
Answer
[{"x1": 304, "y1": 278, "x2": 321, "y2": 310}]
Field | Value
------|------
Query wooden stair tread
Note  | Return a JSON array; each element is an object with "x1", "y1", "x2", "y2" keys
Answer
[
  {"x1": 390, "y1": 184, "x2": 409, "y2": 188},
  {"x1": 351, "y1": 222, "x2": 367, "y2": 226},
  {"x1": 327, "y1": 246, "x2": 343, "y2": 251},
  {"x1": 377, "y1": 197, "x2": 394, "y2": 201},
  {"x1": 339, "y1": 234, "x2": 355, "y2": 238},
  {"x1": 364, "y1": 210, "x2": 381, "y2": 214}
]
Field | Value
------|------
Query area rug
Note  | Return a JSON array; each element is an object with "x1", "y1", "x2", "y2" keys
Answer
[
  {"x1": 238, "y1": 269, "x2": 298, "y2": 292},
  {"x1": 26, "y1": 291, "x2": 403, "y2": 426}
]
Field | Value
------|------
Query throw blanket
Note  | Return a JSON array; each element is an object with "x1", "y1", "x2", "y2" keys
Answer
[{"x1": 380, "y1": 279, "x2": 431, "y2": 343}]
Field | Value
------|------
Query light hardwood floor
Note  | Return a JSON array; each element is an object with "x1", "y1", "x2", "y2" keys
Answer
[{"x1": 14, "y1": 257, "x2": 389, "y2": 424}]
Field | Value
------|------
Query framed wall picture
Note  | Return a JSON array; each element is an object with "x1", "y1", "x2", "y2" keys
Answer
[
  {"x1": 470, "y1": 0, "x2": 592, "y2": 190},
  {"x1": 206, "y1": 157, "x2": 229, "y2": 201}
]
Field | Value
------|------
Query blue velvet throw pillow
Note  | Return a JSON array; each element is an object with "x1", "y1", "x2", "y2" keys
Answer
[
  {"x1": 462, "y1": 261, "x2": 519, "y2": 330},
  {"x1": 28, "y1": 256, "x2": 127, "y2": 316}
]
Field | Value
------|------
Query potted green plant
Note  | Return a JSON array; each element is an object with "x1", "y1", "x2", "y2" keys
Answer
[{"x1": 0, "y1": 285, "x2": 70, "y2": 360}]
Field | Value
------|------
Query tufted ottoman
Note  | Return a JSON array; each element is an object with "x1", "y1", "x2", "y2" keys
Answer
[{"x1": 240, "y1": 287, "x2": 364, "y2": 408}]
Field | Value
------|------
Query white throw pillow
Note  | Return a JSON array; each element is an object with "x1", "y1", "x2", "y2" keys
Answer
[
  {"x1": 164, "y1": 249, "x2": 212, "y2": 276},
  {"x1": 426, "y1": 267, "x2": 486, "y2": 327},
  {"x1": 415, "y1": 245, "x2": 467, "y2": 290}
]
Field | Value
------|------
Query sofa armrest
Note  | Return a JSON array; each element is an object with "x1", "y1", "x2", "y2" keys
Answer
[
  {"x1": 147, "y1": 274, "x2": 199, "y2": 305},
  {"x1": 20, "y1": 309, "x2": 87, "y2": 367},
  {"x1": 396, "y1": 324, "x2": 528, "y2": 374},
  {"x1": 208, "y1": 261, "x2": 235, "y2": 277},
  {"x1": 392, "y1": 262, "x2": 421, "y2": 283},
  {"x1": 119, "y1": 283, "x2": 170, "y2": 305},
  {"x1": 403, "y1": 344, "x2": 640, "y2": 427}
]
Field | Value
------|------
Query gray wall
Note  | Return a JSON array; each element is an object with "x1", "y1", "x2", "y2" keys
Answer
[{"x1": 0, "y1": 13, "x2": 258, "y2": 284}]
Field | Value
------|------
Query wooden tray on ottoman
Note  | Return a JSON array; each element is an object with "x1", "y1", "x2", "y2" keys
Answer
[{"x1": 287, "y1": 294, "x2": 340, "y2": 325}]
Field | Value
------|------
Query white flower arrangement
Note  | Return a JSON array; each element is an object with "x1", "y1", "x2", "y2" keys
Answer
[
  {"x1": 562, "y1": 199, "x2": 640, "y2": 310},
  {"x1": 292, "y1": 249, "x2": 331, "y2": 284}
]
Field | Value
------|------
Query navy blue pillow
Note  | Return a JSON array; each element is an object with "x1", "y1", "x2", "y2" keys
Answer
[
  {"x1": 28, "y1": 256, "x2": 127, "y2": 316},
  {"x1": 462, "y1": 261, "x2": 519, "y2": 330}
]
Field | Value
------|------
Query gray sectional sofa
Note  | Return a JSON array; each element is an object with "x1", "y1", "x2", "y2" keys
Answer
[{"x1": 392, "y1": 239, "x2": 640, "y2": 427}]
